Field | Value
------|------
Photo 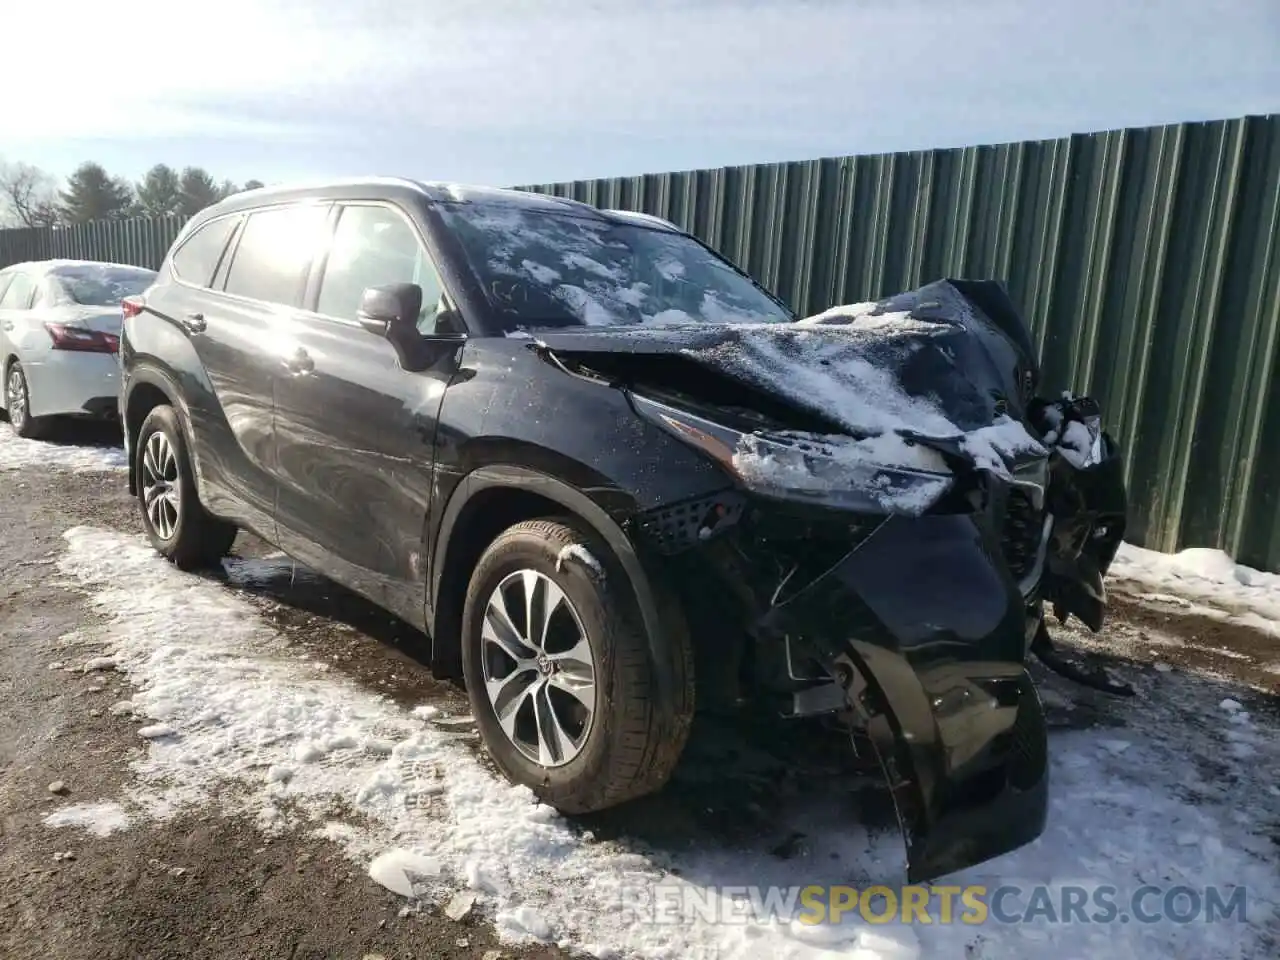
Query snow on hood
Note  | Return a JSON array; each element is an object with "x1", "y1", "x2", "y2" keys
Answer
[
  {"x1": 700, "y1": 296, "x2": 1046, "y2": 509},
  {"x1": 536, "y1": 280, "x2": 1049, "y2": 513}
]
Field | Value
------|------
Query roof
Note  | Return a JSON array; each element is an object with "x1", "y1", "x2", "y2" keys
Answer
[{"x1": 195, "y1": 176, "x2": 679, "y2": 230}]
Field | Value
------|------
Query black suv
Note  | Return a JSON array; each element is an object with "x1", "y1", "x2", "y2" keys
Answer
[{"x1": 119, "y1": 179, "x2": 1127, "y2": 882}]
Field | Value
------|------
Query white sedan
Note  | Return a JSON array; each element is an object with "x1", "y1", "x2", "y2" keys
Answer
[{"x1": 0, "y1": 259, "x2": 156, "y2": 439}]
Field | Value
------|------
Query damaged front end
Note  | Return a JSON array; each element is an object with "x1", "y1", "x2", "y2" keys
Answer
[
  {"x1": 627, "y1": 415, "x2": 1055, "y2": 882},
  {"x1": 533, "y1": 278, "x2": 1129, "y2": 882}
]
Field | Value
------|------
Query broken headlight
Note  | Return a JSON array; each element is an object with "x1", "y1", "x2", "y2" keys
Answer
[{"x1": 632, "y1": 393, "x2": 955, "y2": 515}]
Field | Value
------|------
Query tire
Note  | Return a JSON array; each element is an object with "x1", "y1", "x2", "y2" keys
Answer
[
  {"x1": 461, "y1": 518, "x2": 694, "y2": 813},
  {"x1": 5, "y1": 360, "x2": 51, "y2": 440},
  {"x1": 135, "y1": 405, "x2": 237, "y2": 569}
]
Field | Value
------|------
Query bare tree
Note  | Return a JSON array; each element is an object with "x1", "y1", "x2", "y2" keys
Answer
[{"x1": 0, "y1": 160, "x2": 62, "y2": 228}]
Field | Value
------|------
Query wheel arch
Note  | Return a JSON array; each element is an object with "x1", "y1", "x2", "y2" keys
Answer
[
  {"x1": 123, "y1": 366, "x2": 201, "y2": 497},
  {"x1": 428, "y1": 464, "x2": 690, "y2": 727}
]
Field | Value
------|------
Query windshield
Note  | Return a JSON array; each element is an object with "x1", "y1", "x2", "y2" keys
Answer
[
  {"x1": 439, "y1": 202, "x2": 794, "y2": 332},
  {"x1": 50, "y1": 266, "x2": 155, "y2": 307}
]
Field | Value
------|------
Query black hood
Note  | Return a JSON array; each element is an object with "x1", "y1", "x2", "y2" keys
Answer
[{"x1": 531, "y1": 279, "x2": 1046, "y2": 476}]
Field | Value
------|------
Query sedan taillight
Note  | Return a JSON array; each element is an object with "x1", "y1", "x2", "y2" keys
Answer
[{"x1": 44, "y1": 322, "x2": 120, "y2": 354}]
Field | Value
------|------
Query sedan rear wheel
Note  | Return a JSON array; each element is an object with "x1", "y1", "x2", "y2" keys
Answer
[{"x1": 5, "y1": 361, "x2": 50, "y2": 440}]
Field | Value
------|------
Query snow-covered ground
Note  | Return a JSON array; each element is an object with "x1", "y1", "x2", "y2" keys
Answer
[
  {"x1": 1111, "y1": 543, "x2": 1280, "y2": 636},
  {"x1": 44, "y1": 526, "x2": 1279, "y2": 959},
  {"x1": 0, "y1": 425, "x2": 126, "y2": 472}
]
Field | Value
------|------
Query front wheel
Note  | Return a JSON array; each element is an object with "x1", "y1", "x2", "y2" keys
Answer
[
  {"x1": 135, "y1": 405, "x2": 237, "y2": 569},
  {"x1": 461, "y1": 518, "x2": 694, "y2": 814},
  {"x1": 5, "y1": 361, "x2": 50, "y2": 440}
]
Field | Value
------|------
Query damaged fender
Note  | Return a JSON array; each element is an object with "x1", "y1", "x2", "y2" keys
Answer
[{"x1": 1032, "y1": 394, "x2": 1128, "y2": 632}]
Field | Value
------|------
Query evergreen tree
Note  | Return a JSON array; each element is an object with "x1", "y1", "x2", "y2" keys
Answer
[
  {"x1": 177, "y1": 167, "x2": 222, "y2": 217},
  {"x1": 134, "y1": 164, "x2": 183, "y2": 217},
  {"x1": 58, "y1": 162, "x2": 134, "y2": 223}
]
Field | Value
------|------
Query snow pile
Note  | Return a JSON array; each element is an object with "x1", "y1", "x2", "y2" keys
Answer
[
  {"x1": 555, "y1": 542, "x2": 605, "y2": 579},
  {"x1": 795, "y1": 303, "x2": 942, "y2": 337},
  {"x1": 0, "y1": 428, "x2": 126, "y2": 472},
  {"x1": 1111, "y1": 543, "x2": 1280, "y2": 633},
  {"x1": 52, "y1": 527, "x2": 1278, "y2": 959},
  {"x1": 1033, "y1": 395, "x2": 1104, "y2": 470},
  {"x1": 44, "y1": 801, "x2": 131, "y2": 837}
]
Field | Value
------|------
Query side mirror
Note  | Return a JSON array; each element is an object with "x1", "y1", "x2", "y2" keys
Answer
[{"x1": 356, "y1": 283, "x2": 423, "y2": 336}]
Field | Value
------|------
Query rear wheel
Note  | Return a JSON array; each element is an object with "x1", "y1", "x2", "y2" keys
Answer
[
  {"x1": 136, "y1": 405, "x2": 237, "y2": 569},
  {"x1": 461, "y1": 518, "x2": 694, "y2": 813},
  {"x1": 5, "y1": 361, "x2": 50, "y2": 440}
]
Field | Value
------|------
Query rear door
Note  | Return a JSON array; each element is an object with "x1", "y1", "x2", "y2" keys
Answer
[
  {"x1": 272, "y1": 200, "x2": 463, "y2": 623},
  {"x1": 145, "y1": 203, "x2": 328, "y2": 535},
  {"x1": 203, "y1": 202, "x2": 333, "y2": 533}
]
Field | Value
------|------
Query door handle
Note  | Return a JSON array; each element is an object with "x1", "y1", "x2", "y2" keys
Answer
[
  {"x1": 180, "y1": 312, "x2": 206, "y2": 334},
  {"x1": 0, "y1": 321, "x2": 12, "y2": 332},
  {"x1": 283, "y1": 348, "x2": 314, "y2": 375}
]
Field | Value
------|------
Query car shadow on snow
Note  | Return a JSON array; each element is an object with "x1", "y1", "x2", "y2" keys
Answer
[{"x1": 0, "y1": 412, "x2": 124, "y2": 450}]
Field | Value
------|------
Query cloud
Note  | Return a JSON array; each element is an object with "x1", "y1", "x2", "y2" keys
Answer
[{"x1": 3, "y1": 0, "x2": 1277, "y2": 182}]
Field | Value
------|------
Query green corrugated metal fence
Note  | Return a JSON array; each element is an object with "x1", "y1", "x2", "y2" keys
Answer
[
  {"x1": 0, "y1": 215, "x2": 188, "y2": 272},
  {"x1": 519, "y1": 115, "x2": 1280, "y2": 572},
  {"x1": 2, "y1": 115, "x2": 1276, "y2": 569}
]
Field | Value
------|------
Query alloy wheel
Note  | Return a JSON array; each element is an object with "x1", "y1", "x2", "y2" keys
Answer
[
  {"x1": 481, "y1": 569, "x2": 597, "y2": 767},
  {"x1": 141, "y1": 431, "x2": 181, "y2": 540},
  {"x1": 6, "y1": 366, "x2": 27, "y2": 432}
]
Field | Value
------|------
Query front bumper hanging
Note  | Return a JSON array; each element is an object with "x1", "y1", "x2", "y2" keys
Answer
[{"x1": 756, "y1": 511, "x2": 1050, "y2": 882}]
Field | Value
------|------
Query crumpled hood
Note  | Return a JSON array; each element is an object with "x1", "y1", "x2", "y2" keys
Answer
[{"x1": 533, "y1": 279, "x2": 1049, "y2": 486}]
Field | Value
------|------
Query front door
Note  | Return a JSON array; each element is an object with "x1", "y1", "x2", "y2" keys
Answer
[{"x1": 271, "y1": 201, "x2": 462, "y2": 624}]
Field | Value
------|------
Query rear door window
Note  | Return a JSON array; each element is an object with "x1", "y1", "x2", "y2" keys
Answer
[
  {"x1": 0, "y1": 273, "x2": 35, "y2": 309},
  {"x1": 223, "y1": 204, "x2": 330, "y2": 307},
  {"x1": 316, "y1": 204, "x2": 445, "y2": 331},
  {"x1": 171, "y1": 215, "x2": 239, "y2": 287}
]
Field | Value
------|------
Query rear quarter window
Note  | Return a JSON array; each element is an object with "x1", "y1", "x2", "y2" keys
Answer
[
  {"x1": 222, "y1": 204, "x2": 330, "y2": 307},
  {"x1": 171, "y1": 216, "x2": 239, "y2": 287},
  {"x1": 0, "y1": 273, "x2": 35, "y2": 309}
]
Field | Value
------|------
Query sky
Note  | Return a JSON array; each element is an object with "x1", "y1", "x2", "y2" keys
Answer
[{"x1": 2, "y1": 0, "x2": 1278, "y2": 189}]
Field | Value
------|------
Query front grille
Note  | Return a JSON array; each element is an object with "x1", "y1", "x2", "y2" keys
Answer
[{"x1": 1001, "y1": 489, "x2": 1044, "y2": 582}]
